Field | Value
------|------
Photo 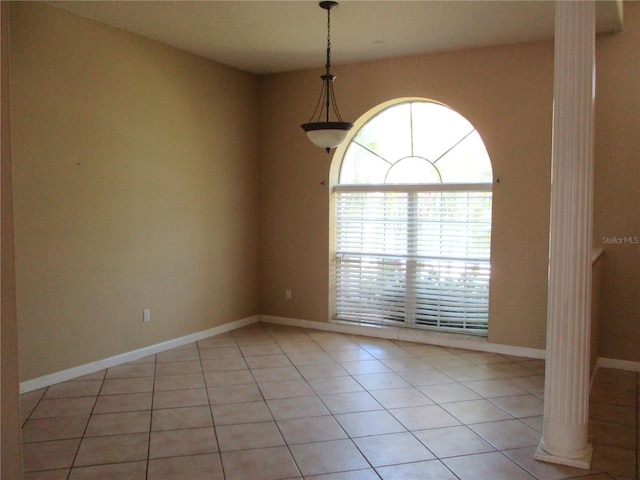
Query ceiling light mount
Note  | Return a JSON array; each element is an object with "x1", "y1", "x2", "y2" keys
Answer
[{"x1": 301, "y1": 1, "x2": 353, "y2": 153}]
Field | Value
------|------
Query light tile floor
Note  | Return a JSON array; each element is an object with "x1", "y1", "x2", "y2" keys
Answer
[{"x1": 20, "y1": 323, "x2": 639, "y2": 479}]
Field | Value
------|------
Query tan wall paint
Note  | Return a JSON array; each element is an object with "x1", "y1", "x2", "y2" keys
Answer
[
  {"x1": 259, "y1": 6, "x2": 639, "y2": 358},
  {"x1": 2, "y1": 2, "x2": 24, "y2": 477},
  {"x1": 259, "y1": 42, "x2": 555, "y2": 350},
  {"x1": 594, "y1": 1, "x2": 640, "y2": 362},
  {"x1": 10, "y1": 2, "x2": 260, "y2": 380}
]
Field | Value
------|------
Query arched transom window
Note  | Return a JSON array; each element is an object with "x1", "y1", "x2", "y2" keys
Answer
[{"x1": 333, "y1": 100, "x2": 492, "y2": 335}]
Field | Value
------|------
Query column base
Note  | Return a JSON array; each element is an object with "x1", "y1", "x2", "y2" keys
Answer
[{"x1": 535, "y1": 440, "x2": 593, "y2": 470}]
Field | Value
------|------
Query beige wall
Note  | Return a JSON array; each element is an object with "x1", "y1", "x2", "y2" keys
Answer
[
  {"x1": 259, "y1": 42, "x2": 555, "y2": 350},
  {"x1": 593, "y1": 1, "x2": 640, "y2": 362},
  {"x1": 9, "y1": 0, "x2": 639, "y2": 389},
  {"x1": 2, "y1": 2, "x2": 24, "y2": 477},
  {"x1": 258, "y1": 4, "x2": 640, "y2": 359},
  {"x1": 10, "y1": 2, "x2": 260, "y2": 380}
]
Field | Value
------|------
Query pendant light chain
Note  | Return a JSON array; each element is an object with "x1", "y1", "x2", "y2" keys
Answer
[{"x1": 326, "y1": 5, "x2": 332, "y2": 75}]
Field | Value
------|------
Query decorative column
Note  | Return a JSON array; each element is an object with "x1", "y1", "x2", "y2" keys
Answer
[{"x1": 535, "y1": 0, "x2": 595, "y2": 469}]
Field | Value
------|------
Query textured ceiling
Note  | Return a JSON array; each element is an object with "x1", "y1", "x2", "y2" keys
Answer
[{"x1": 48, "y1": 1, "x2": 624, "y2": 75}]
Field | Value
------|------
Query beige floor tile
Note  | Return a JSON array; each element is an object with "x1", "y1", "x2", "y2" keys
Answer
[
  {"x1": 335, "y1": 409, "x2": 406, "y2": 437},
  {"x1": 147, "y1": 454, "x2": 224, "y2": 480},
  {"x1": 277, "y1": 415, "x2": 348, "y2": 444},
  {"x1": 259, "y1": 379, "x2": 316, "y2": 399},
  {"x1": 376, "y1": 460, "x2": 458, "y2": 480},
  {"x1": 22, "y1": 416, "x2": 89, "y2": 443},
  {"x1": 24, "y1": 469, "x2": 69, "y2": 480},
  {"x1": 307, "y1": 376, "x2": 364, "y2": 395},
  {"x1": 154, "y1": 373, "x2": 205, "y2": 391},
  {"x1": 297, "y1": 362, "x2": 349, "y2": 379},
  {"x1": 292, "y1": 439, "x2": 370, "y2": 477},
  {"x1": 149, "y1": 427, "x2": 218, "y2": 458},
  {"x1": 208, "y1": 384, "x2": 263, "y2": 405},
  {"x1": 414, "y1": 425, "x2": 496, "y2": 458},
  {"x1": 287, "y1": 351, "x2": 335, "y2": 366},
  {"x1": 151, "y1": 406, "x2": 213, "y2": 431},
  {"x1": 589, "y1": 419, "x2": 636, "y2": 449},
  {"x1": 419, "y1": 382, "x2": 482, "y2": 403},
  {"x1": 480, "y1": 362, "x2": 535, "y2": 378},
  {"x1": 353, "y1": 372, "x2": 411, "y2": 390},
  {"x1": 204, "y1": 370, "x2": 255, "y2": 387},
  {"x1": 470, "y1": 419, "x2": 541, "y2": 450},
  {"x1": 521, "y1": 415, "x2": 544, "y2": 433},
  {"x1": 105, "y1": 363, "x2": 155, "y2": 379},
  {"x1": 441, "y1": 398, "x2": 514, "y2": 424},
  {"x1": 457, "y1": 352, "x2": 512, "y2": 366},
  {"x1": 380, "y1": 355, "x2": 431, "y2": 372},
  {"x1": 156, "y1": 348, "x2": 200, "y2": 363},
  {"x1": 397, "y1": 368, "x2": 455, "y2": 386},
  {"x1": 217, "y1": 420, "x2": 285, "y2": 451},
  {"x1": 462, "y1": 378, "x2": 528, "y2": 398},
  {"x1": 100, "y1": 377, "x2": 154, "y2": 395},
  {"x1": 591, "y1": 443, "x2": 636, "y2": 479},
  {"x1": 44, "y1": 380, "x2": 103, "y2": 399},
  {"x1": 439, "y1": 365, "x2": 498, "y2": 382},
  {"x1": 21, "y1": 389, "x2": 47, "y2": 421},
  {"x1": 267, "y1": 395, "x2": 330, "y2": 420},
  {"x1": 304, "y1": 469, "x2": 379, "y2": 480},
  {"x1": 423, "y1": 354, "x2": 474, "y2": 369},
  {"x1": 23, "y1": 439, "x2": 80, "y2": 472},
  {"x1": 155, "y1": 360, "x2": 202, "y2": 376},
  {"x1": 327, "y1": 349, "x2": 376, "y2": 363},
  {"x1": 153, "y1": 387, "x2": 208, "y2": 409},
  {"x1": 508, "y1": 375, "x2": 546, "y2": 394},
  {"x1": 443, "y1": 451, "x2": 535, "y2": 479},
  {"x1": 369, "y1": 387, "x2": 433, "y2": 409},
  {"x1": 389, "y1": 404, "x2": 461, "y2": 430},
  {"x1": 354, "y1": 432, "x2": 435, "y2": 467},
  {"x1": 361, "y1": 344, "x2": 413, "y2": 360},
  {"x1": 71, "y1": 370, "x2": 107, "y2": 382},
  {"x1": 589, "y1": 401, "x2": 636, "y2": 425},
  {"x1": 503, "y1": 446, "x2": 599, "y2": 480},
  {"x1": 93, "y1": 392, "x2": 152, "y2": 413},
  {"x1": 84, "y1": 410, "x2": 150, "y2": 437},
  {"x1": 251, "y1": 366, "x2": 304, "y2": 383},
  {"x1": 211, "y1": 400, "x2": 273, "y2": 425},
  {"x1": 68, "y1": 461, "x2": 147, "y2": 480},
  {"x1": 198, "y1": 345, "x2": 243, "y2": 359},
  {"x1": 278, "y1": 342, "x2": 324, "y2": 355},
  {"x1": 239, "y1": 344, "x2": 283, "y2": 356},
  {"x1": 221, "y1": 446, "x2": 301, "y2": 480},
  {"x1": 74, "y1": 432, "x2": 148, "y2": 466},
  {"x1": 196, "y1": 335, "x2": 237, "y2": 349},
  {"x1": 340, "y1": 359, "x2": 392, "y2": 375},
  {"x1": 319, "y1": 391, "x2": 383, "y2": 414},
  {"x1": 244, "y1": 354, "x2": 292, "y2": 369},
  {"x1": 201, "y1": 357, "x2": 248, "y2": 372},
  {"x1": 30, "y1": 397, "x2": 96, "y2": 419}
]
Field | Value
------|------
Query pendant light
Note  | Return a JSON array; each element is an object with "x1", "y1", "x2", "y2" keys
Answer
[{"x1": 301, "y1": 1, "x2": 353, "y2": 153}]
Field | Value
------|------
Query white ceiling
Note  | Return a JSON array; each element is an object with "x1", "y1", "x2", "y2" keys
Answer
[{"x1": 48, "y1": 0, "x2": 623, "y2": 75}]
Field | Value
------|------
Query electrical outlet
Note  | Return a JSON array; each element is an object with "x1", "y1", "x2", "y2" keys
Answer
[
  {"x1": 143, "y1": 308, "x2": 151, "y2": 322},
  {"x1": 285, "y1": 289, "x2": 292, "y2": 300}
]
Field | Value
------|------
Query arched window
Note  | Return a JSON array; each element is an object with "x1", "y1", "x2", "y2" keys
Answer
[{"x1": 333, "y1": 100, "x2": 493, "y2": 335}]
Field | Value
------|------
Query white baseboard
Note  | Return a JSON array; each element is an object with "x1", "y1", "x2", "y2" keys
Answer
[
  {"x1": 595, "y1": 356, "x2": 640, "y2": 372},
  {"x1": 260, "y1": 315, "x2": 547, "y2": 360},
  {"x1": 20, "y1": 315, "x2": 260, "y2": 394}
]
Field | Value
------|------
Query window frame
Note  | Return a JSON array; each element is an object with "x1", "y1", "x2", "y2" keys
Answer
[{"x1": 329, "y1": 98, "x2": 493, "y2": 336}]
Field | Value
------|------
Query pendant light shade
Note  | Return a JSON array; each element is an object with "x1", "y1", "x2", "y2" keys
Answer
[{"x1": 301, "y1": 1, "x2": 353, "y2": 153}]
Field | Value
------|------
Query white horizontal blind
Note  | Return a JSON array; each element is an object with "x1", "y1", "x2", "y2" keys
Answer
[{"x1": 335, "y1": 184, "x2": 492, "y2": 335}]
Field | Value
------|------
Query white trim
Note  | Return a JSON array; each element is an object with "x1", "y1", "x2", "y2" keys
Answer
[
  {"x1": 595, "y1": 357, "x2": 640, "y2": 372},
  {"x1": 334, "y1": 183, "x2": 492, "y2": 193},
  {"x1": 20, "y1": 316, "x2": 260, "y2": 393},
  {"x1": 260, "y1": 315, "x2": 546, "y2": 359}
]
